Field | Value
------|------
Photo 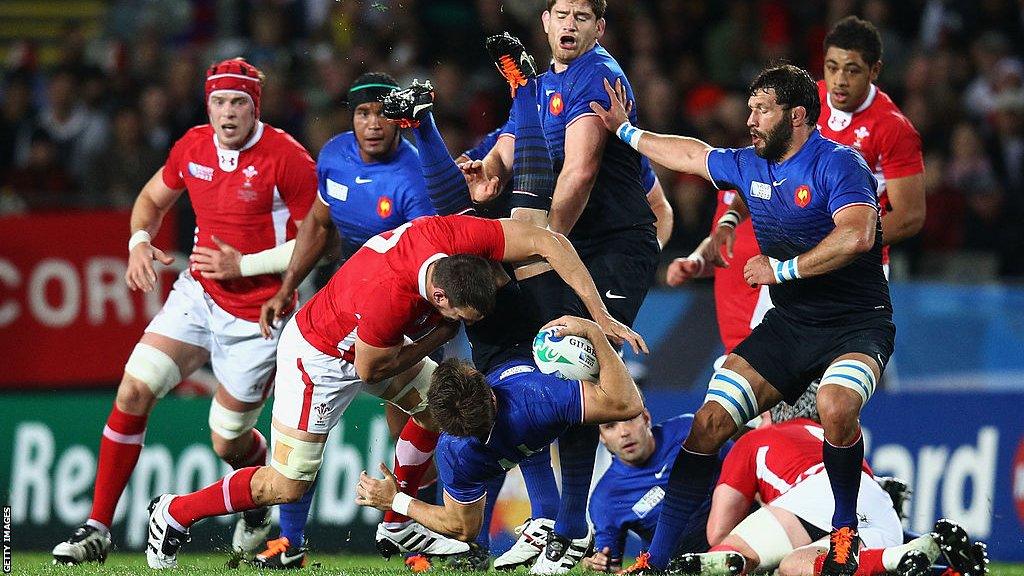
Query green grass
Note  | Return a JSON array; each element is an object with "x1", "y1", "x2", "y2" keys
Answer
[{"x1": 9, "y1": 552, "x2": 1024, "y2": 575}]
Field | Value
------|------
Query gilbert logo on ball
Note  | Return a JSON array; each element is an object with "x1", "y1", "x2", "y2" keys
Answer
[{"x1": 532, "y1": 326, "x2": 600, "y2": 381}]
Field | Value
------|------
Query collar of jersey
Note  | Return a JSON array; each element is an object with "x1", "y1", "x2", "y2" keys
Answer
[
  {"x1": 827, "y1": 84, "x2": 877, "y2": 116},
  {"x1": 347, "y1": 130, "x2": 402, "y2": 166},
  {"x1": 418, "y1": 252, "x2": 448, "y2": 300},
  {"x1": 212, "y1": 121, "x2": 265, "y2": 153},
  {"x1": 770, "y1": 129, "x2": 824, "y2": 167},
  {"x1": 548, "y1": 42, "x2": 602, "y2": 75}
]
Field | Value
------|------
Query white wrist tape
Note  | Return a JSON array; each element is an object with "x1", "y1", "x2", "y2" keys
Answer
[
  {"x1": 686, "y1": 253, "x2": 706, "y2": 276},
  {"x1": 768, "y1": 256, "x2": 801, "y2": 283},
  {"x1": 717, "y1": 210, "x2": 741, "y2": 229},
  {"x1": 616, "y1": 121, "x2": 645, "y2": 150},
  {"x1": 128, "y1": 230, "x2": 152, "y2": 252},
  {"x1": 239, "y1": 239, "x2": 296, "y2": 277},
  {"x1": 391, "y1": 491, "x2": 413, "y2": 515}
]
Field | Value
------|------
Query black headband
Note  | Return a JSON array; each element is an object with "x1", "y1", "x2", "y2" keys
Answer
[{"x1": 346, "y1": 82, "x2": 399, "y2": 109}]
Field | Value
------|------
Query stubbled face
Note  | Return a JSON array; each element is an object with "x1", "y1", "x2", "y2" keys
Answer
[
  {"x1": 353, "y1": 101, "x2": 398, "y2": 162},
  {"x1": 543, "y1": 0, "x2": 604, "y2": 67},
  {"x1": 209, "y1": 93, "x2": 256, "y2": 150},
  {"x1": 747, "y1": 88, "x2": 794, "y2": 162},
  {"x1": 434, "y1": 299, "x2": 484, "y2": 325},
  {"x1": 599, "y1": 411, "x2": 655, "y2": 466},
  {"x1": 823, "y1": 46, "x2": 879, "y2": 112}
]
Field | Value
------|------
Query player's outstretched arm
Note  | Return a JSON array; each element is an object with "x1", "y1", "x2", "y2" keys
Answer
[
  {"x1": 499, "y1": 220, "x2": 648, "y2": 354},
  {"x1": 743, "y1": 204, "x2": 877, "y2": 285},
  {"x1": 589, "y1": 78, "x2": 713, "y2": 180},
  {"x1": 258, "y1": 200, "x2": 337, "y2": 336},
  {"x1": 125, "y1": 168, "x2": 184, "y2": 292},
  {"x1": 353, "y1": 321, "x2": 459, "y2": 385},
  {"x1": 545, "y1": 316, "x2": 644, "y2": 424},
  {"x1": 356, "y1": 464, "x2": 485, "y2": 541}
]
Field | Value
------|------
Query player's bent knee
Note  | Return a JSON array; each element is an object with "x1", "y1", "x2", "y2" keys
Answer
[
  {"x1": 269, "y1": 428, "x2": 325, "y2": 483},
  {"x1": 124, "y1": 343, "x2": 182, "y2": 399},
  {"x1": 388, "y1": 357, "x2": 437, "y2": 416},
  {"x1": 208, "y1": 399, "x2": 262, "y2": 441},
  {"x1": 704, "y1": 368, "x2": 758, "y2": 431},
  {"x1": 731, "y1": 509, "x2": 794, "y2": 570},
  {"x1": 819, "y1": 359, "x2": 875, "y2": 407}
]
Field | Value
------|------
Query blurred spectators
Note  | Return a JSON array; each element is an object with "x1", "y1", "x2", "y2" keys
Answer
[{"x1": 0, "y1": 0, "x2": 1021, "y2": 278}]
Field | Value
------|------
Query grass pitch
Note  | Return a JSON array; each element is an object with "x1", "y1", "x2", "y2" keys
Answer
[{"x1": 9, "y1": 552, "x2": 1024, "y2": 576}]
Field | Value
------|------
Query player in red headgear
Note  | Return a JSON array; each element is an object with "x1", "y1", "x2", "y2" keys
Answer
[{"x1": 51, "y1": 58, "x2": 319, "y2": 566}]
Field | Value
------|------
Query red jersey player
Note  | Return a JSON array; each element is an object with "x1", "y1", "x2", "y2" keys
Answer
[
  {"x1": 141, "y1": 214, "x2": 646, "y2": 569},
  {"x1": 51, "y1": 58, "x2": 318, "y2": 566},
  {"x1": 817, "y1": 16, "x2": 925, "y2": 270}
]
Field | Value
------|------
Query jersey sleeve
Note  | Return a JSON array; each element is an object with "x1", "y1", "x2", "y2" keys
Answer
[
  {"x1": 716, "y1": 432, "x2": 758, "y2": 500},
  {"x1": 161, "y1": 135, "x2": 188, "y2": 189},
  {"x1": 876, "y1": 115, "x2": 924, "y2": 180},
  {"x1": 436, "y1": 215, "x2": 506, "y2": 260},
  {"x1": 825, "y1": 149, "x2": 878, "y2": 217},
  {"x1": 705, "y1": 148, "x2": 744, "y2": 192},
  {"x1": 564, "y1": 64, "x2": 633, "y2": 126},
  {"x1": 641, "y1": 156, "x2": 658, "y2": 192},
  {"x1": 355, "y1": 287, "x2": 414, "y2": 348},
  {"x1": 590, "y1": 483, "x2": 627, "y2": 560},
  {"x1": 275, "y1": 135, "x2": 318, "y2": 221},
  {"x1": 436, "y1": 436, "x2": 487, "y2": 504}
]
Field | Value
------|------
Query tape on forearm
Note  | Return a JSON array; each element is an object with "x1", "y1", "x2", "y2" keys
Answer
[
  {"x1": 239, "y1": 239, "x2": 296, "y2": 277},
  {"x1": 128, "y1": 230, "x2": 152, "y2": 252},
  {"x1": 768, "y1": 256, "x2": 801, "y2": 283},
  {"x1": 615, "y1": 121, "x2": 645, "y2": 151},
  {"x1": 391, "y1": 491, "x2": 413, "y2": 515}
]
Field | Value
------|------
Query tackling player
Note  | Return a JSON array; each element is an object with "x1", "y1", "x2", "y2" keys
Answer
[
  {"x1": 142, "y1": 214, "x2": 645, "y2": 569},
  {"x1": 51, "y1": 58, "x2": 317, "y2": 566},
  {"x1": 593, "y1": 64, "x2": 895, "y2": 576},
  {"x1": 253, "y1": 72, "x2": 438, "y2": 569}
]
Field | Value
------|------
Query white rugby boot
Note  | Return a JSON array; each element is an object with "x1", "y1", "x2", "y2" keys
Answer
[
  {"x1": 494, "y1": 517, "x2": 554, "y2": 570},
  {"x1": 51, "y1": 524, "x2": 112, "y2": 565},
  {"x1": 529, "y1": 529, "x2": 593, "y2": 575},
  {"x1": 232, "y1": 506, "x2": 272, "y2": 558},
  {"x1": 375, "y1": 521, "x2": 470, "y2": 558},
  {"x1": 145, "y1": 494, "x2": 190, "y2": 569}
]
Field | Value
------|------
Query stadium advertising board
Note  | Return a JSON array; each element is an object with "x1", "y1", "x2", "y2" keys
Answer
[{"x1": 0, "y1": 211, "x2": 178, "y2": 387}]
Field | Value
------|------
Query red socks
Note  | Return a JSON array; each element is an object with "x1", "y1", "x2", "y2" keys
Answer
[
  {"x1": 167, "y1": 466, "x2": 259, "y2": 527},
  {"x1": 383, "y1": 419, "x2": 439, "y2": 525},
  {"x1": 233, "y1": 429, "x2": 267, "y2": 468},
  {"x1": 88, "y1": 404, "x2": 147, "y2": 528}
]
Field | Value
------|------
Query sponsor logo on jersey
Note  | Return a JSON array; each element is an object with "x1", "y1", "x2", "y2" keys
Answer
[
  {"x1": 549, "y1": 92, "x2": 564, "y2": 116},
  {"x1": 217, "y1": 149, "x2": 239, "y2": 172},
  {"x1": 499, "y1": 364, "x2": 535, "y2": 380},
  {"x1": 326, "y1": 178, "x2": 348, "y2": 201},
  {"x1": 188, "y1": 162, "x2": 214, "y2": 181},
  {"x1": 377, "y1": 196, "x2": 393, "y2": 218},
  {"x1": 632, "y1": 485, "x2": 665, "y2": 518},
  {"x1": 794, "y1": 185, "x2": 812, "y2": 207},
  {"x1": 827, "y1": 108, "x2": 852, "y2": 131},
  {"x1": 751, "y1": 181, "x2": 772, "y2": 200},
  {"x1": 243, "y1": 164, "x2": 258, "y2": 180}
]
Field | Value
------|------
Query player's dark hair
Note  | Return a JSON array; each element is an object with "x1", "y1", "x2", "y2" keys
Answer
[
  {"x1": 430, "y1": 255, "x2": 497, "y2": 317},
  {"x1": 749, "y1": 63, "x2": 820, "y2": 126},
  {"x1": 546, "y1": 0, "x2": 606, "y2": 19},
  {"x1": 824, "y1": 16, "x2": 883, "y2": 67},
  {"x1": 428, "y1": 358, "x2": 496, "y2": 441},
  {"x1": 346, "y1": 72, "x2": 399, "y2": 109}
]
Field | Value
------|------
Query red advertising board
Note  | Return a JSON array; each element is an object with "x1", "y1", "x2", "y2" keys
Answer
[{"x1": 0, "y1": 211, "x2": 179, "y2": 387}]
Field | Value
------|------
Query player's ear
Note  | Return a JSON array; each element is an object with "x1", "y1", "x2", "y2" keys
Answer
[
  {"x1": 542, "y1": 10, "x2": 551, "y2": 33},
  {"x1": 432, "y1": 289, "x2": 448, "y2": 307},
  {"x1": 791, "y1": 105, "x2": 806, "y2": 127},
  {"x1": 596, "y1": 17, "x2": 606, "y2": 39},
  {"x1": 870, "y1": 60, "x2": 882, "y2": 82}
]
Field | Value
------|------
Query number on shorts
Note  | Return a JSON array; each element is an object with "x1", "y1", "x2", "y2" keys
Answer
[{"x1": 364, "y1": 222, "x2": 412, "y2": 254}]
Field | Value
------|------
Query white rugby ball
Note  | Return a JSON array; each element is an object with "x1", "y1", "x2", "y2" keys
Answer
[{"x1": 532, "y1": 326, "x2": 600, "y2": 381}]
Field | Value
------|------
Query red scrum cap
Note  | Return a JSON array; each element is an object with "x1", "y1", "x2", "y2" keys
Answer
[{"x1": 205, "y1": 58, "x2": 263, "y2": 118}]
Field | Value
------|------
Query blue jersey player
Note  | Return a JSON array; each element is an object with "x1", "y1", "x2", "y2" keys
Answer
[
  {"x1": 586, "y1": 412, "x2": 729, "y2": 572},
  {"x1": 592, "y1": 64, "x2": 895, "y2": 576},
  {"x1": 354, "y1": 315, "x2": 644, "y2": 563},
  {"x1": 253, "y1": 72, "x2": 443, "y2": 569}
]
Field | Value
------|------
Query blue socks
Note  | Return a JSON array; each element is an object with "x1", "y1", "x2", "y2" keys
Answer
[
  {"x1": 414, "y1": 112, "x2": 473, "y2": 216},
  {"x1": 520, "y1": 449, "x2": 559, "y2": 520},
  {"x1": 553, "y1": 425, "x2": 598, "y2": 539},
  {"x1": 279, "y1": 479, "x2": 316, "y2": 547},
  {"x1": 510, "y1": 78, "x2": 553, "y2": 210},
  {"x1": 648, "y1": 448, "x2": 719, "y2": 570},
  {"x1": 824, "y1": 434, "x2": 864, "y2": 530}
]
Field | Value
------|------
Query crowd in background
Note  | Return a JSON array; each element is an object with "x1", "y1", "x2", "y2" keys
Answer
[{"x1": 1, "y1": 0, "x2": 1022, "y2": 279}]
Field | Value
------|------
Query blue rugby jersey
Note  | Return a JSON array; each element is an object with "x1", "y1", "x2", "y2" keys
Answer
[
  {"x1": 435, "y1": 360, "x2": 584, "y2": 504},
  {"x1": 590, "y1": 415, "x2": 727, "y2": 559},
  {"x1": 316, "y1": 132, "x2": 434, "y2": 252},
  {"x1": 507, "y1": 44, "x2": 655, "y2": 244},
  {"x1": 706, "y1": 131, "x2": 891, "y2": 324}
]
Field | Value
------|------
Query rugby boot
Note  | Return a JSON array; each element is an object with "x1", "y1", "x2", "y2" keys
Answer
[
  {"x1": 375, "y1": 521, "x2": 470, "y2": 558},
  {"x1": 145, "y1": 494, "x2": 190, "y2": 569},
  {"x1": 486, "y1": 32, "x2": 538, "y2": 97},
  {"x1": 669, "y1": 551, "x2": 745, "y2": 575},
  {"x1": 232, "y1": 506, "x2": 272, "y2": 558},
  {"x1": 530, "y1": 529, "x2": 593, "y2": 575},
  {"x1": 895, "y1": 550, "x2": 931, "y2": 576},
  {"x1": 935, "y1": 518, "x2": 989, "y2": 576},
  {"x1": 382, "y1": 80, "x2": 434, "y2": 129},
  {"x1": 253, "y1": 536, "x2": 308, "y2": 569},
  {"x1": 820, "y1": 526, "x2": 860, "y2": 576},
  {"x1": 51, "y1": 524, "x2": 112, "y2": 565},
  {"x1": 494, "y1": 517, "x2": 554, "y2": 570}
]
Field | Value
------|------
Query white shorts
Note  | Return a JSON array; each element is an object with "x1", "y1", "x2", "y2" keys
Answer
[
  {"x1": 769, "y1": 471, "x2": 902, "y2": 549},
  {"x1": 145, "y1": 269, "x2": 282, "y2": 403},
  {"x1": 271, "y1": 318, "x2": 389, "y2": 434}
]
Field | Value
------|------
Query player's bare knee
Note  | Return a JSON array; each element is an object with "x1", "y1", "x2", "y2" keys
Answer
[
  {"x1": 689, "y1": 403, "x2": 736, "y2": 451},
  {"x1": 115, "y1": 375, "x2": 158, "y2": 414}
]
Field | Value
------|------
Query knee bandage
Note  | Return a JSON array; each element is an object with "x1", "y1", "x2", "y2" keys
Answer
[
  {"x1": 705, "y1": 368, "x2": 758, "y2": 428},
  {"x1": 270, "y1": 427, "x2": 326, "y2": 481},
  {"x1": 208, "y1": 399, "x2": 263, "y2": 440},
  {"x1": 388, "y1": 357, "x2": 437, "y2": 415},
  {"x1": 124, "y1": 343, "x2": 182, "y2": 398},
  {"x1": 820, "y1": 359, "x2": 876, "y2": 405},
  {"x1": 731, "y1": 508, "x2": 794, "y2": 569}
]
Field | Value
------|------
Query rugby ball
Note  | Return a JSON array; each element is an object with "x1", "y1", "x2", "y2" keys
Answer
[{"x1": 532, "y1": 326, "x2": 600, "y2": 381}]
